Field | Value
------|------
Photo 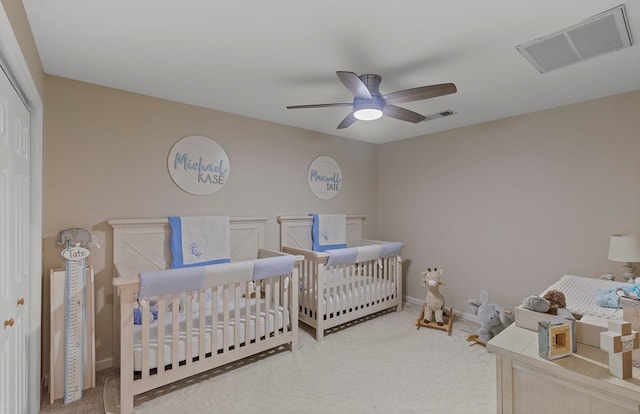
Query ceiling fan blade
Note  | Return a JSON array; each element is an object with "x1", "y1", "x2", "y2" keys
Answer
[
  {"x1": 383, "y1": 105, "x2": 426, "y2": 123},
  {"x1": 337, "y1": 113, "x2": 357, "y2": 129},
  {"x1": 383, "y1": 83, "x2": 457, "y2": 104},
  {"x1": 287, "y1": 103, "x2": 352, "y2": 109},
  {"x1": 336, "y1": 71, "x2": 372, "y2": 100}
]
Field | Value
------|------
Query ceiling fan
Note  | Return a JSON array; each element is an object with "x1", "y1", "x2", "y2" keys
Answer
[{"x1": 286, "y1": 71, "x2": 457, "y2": 129}]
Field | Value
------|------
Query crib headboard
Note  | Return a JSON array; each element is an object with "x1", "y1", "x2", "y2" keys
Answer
[
  {"x1": 277, "y1": 215, "x2": 365, "y2": 250},
  {"x1": 108, "y1": 216, "x2": 267, "y2": 277}
]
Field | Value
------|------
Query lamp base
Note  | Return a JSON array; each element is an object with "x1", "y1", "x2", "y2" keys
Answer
[{"x1": 622, "y1": 262, "x2": 636, "y2": 283}]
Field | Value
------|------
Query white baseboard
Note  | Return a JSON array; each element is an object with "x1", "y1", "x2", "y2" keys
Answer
[
  {"x1": 96, "y1": 357, "x2": 113, "y2": 372},
  {"x1": 404, "y1": 295, "x2": 479, "y2": 324}
]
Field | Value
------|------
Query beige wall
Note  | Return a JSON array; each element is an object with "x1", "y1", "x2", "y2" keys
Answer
[
  {"x1": 42, "y1": 75, "x2": 378, "y2": 370},
  {"x1": 378, "y1": 90, "x2": 640, "y2": 313}
]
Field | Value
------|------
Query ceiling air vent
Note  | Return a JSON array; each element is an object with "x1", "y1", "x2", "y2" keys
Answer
[{"x1": 516, "y1": 5, "x2": 633, "y2": 73}]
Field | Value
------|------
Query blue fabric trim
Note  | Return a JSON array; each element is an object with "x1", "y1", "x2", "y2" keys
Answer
[
  {"x1": 179, "y1": 258, "x2": 230, "y2": 268},
  {"x1": 310, "y1": 214, "x2": 321, "y2": 251},
  {"x1": 169, "y1": 216, "x2": 183, "y2": 268},
  {"x1": 315, "y1": 243, "x2": 348, "y2": 252},
  {"x1": 310, "y1": 213, "x2": 347, "y2": 251}
]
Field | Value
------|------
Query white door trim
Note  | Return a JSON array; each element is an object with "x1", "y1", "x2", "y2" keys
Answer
[{"x1": 0, "y1": 4, "x2": 44, "y2": 412}]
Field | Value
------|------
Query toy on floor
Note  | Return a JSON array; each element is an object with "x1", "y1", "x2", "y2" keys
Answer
[
  {"x1": 416, "y1": 268, "x2": 453, "y2": 335},
  {"x1": 466, "y1": 297, "x2": 513, "y2": 346},
  {"x1": 422, "y1": 268, "x2": 445, "y2": 325}
]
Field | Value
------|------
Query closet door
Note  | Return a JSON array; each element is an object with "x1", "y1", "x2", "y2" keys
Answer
[{"x1": 0, "y1": 65, "x2": 31, "y2": 414}]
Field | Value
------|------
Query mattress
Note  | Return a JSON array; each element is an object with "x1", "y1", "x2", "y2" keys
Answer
[
  {"x1": 543, "y1": 274, "x2": 628, "y2": 321},
  {"x1": 133, "y1": 297, "x2": 289, "y2": 371}
]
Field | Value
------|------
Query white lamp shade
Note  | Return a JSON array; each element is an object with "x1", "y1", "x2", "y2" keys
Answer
[{"x1": 608, "y1": 234, "x2": 640, "y2": 262}]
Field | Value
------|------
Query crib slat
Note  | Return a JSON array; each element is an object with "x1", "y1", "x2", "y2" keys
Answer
[
  {"x1": 140, "y1": 302, "x2": 150, "y2": 377},
  {"x1": 307, "y1": 261, "x2": 313, "y2": 315},
  {"x1": 316, "y1": 262, "x2": 325, "y2": 340},
  {"x1": 382, "y1": 258, "x2": 387, "y2": 300},
  {"x1": 283, "y1": 275, "x2": 290, "y2": 334},
  {"x1": 354, "y1": 264, "x2": 362, "y2": 310},
  {"x1": 372, "y1": 260, "x2": 377, "y2": 303},
  {"x1": 199, "y1": 291, "x2": 206, "y2": 361},
  {"x1": 327, "y1": 266, "x2": 335, "y2": 316},
  {"x1": 272, "y1": 278, "x2": 279, "y2": 337},
  {"x1": 171, "y1": 294, "x2": 180, "y2": 368},
  {"x1": 352, "y1": 264, "x2": 359, "y2": 311},
  {"x1": 233, "y1": 283, "x2": 241, "y2": 348},
  {"x1": 222, "y1": 286, "x2": 230, "y2": 351},
  {"x1": 185, "y1": 292, "x2": 193, "y2": 366},
  {"x1": 244, "y1": 282, "x2": 250, "y2": 347},
  {"x1": 265, "y1": 279, "x2": 272, "y2": 337},
  {"x1": 247, "y1": 284, "x2": 262, "y2": 342},
  {"x1": 157, "y1": 296, "x2": 166, "y2": 373},
  {"x1": 307, "y1": 260, "x2": 313, "y2": 315},
  {"x1": 212, "y1": 286, "x2": 219, "y2": 355}
]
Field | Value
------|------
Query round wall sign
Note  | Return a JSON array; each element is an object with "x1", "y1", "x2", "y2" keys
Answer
[
  {"x1": 167, "y1": 135, "x2": 230, "y2": 195},
  {"x1": 308, "y1": 155, "x2": 342, "y2": 200}
]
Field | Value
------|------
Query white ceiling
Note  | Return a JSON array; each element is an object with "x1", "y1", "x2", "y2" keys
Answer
[{"x1": 22, "y1": 1, "x2": 640, "y2": 144}]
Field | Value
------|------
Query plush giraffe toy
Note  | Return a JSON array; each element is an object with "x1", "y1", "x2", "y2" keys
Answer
[{"x1": 421, "y1": 268, "x2": 446, "y2": 326}]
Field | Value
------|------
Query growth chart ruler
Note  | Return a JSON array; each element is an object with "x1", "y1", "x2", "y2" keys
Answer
[{"x1": 61, "y1": 243, "x2": 90, "y2": 403}]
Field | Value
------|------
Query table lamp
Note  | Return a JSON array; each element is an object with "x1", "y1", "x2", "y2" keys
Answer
[{"x1": 608, "y1": 234, "x2": 640, "y2": 282}]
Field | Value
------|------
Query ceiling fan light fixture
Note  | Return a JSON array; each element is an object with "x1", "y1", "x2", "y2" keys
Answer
[
  {"x1": 353, "y1": 98, "x2": 383, "y2": 121},
  {"x1": 354, "y1": 108, "x2": 383, "y2": 121}
]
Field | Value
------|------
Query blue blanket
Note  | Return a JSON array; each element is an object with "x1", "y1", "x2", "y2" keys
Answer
[
  {"x1": 595, "y1": 285, "x2": 640, "y2": 308},
  {"x1": 310, "y1": 214, "x2": 347, "y2": 251},
  {"x1": 169, "y1": 216, "x2": 230, "y2": 268}
]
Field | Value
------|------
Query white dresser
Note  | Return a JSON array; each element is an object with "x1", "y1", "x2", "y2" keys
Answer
[{"x1": 487, "y1": 324, "x2": 640, "y2": 414}]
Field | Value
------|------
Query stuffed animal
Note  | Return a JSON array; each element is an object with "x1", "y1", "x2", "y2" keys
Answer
[
  {"x1": 542, "y1": 289, "x2": 566, "y2": 315},
  {"x1": 420, "y1": 268, "x2": 445, "y2": 325},
  {"x1": 521, "y1": 295, "x2": 551, "y2": 313},
  {"x1": 468, "y1": 298, "x2": 514, "y2": 343}
]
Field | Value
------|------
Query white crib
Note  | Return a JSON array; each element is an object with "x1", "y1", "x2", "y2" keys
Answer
[
  {"x1": 109, "y1": 217, "x2": 301, "y2": 413},
  {"x1": 277, "y1": 215, "x2": 403, "y2": 341}
]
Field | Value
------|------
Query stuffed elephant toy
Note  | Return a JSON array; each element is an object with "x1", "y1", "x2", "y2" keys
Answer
[
  {"x1": 468, "y1": 298, "x2": 514, "y2": 343},
  {"x1": 56, "y1": 227, "x2": 97, "y2": 248}
]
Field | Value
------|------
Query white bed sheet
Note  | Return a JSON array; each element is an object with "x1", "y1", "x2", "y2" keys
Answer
[
  {"x1": 133, "y1": 297, "x2": 289, "y2": 371},
  {"x1": 543, "y1": 274, "x2": 628, "y2": 321}
]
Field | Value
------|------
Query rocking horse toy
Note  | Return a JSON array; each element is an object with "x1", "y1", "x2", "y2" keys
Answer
[{"x1": 416, "y1": 267, "x2": 453, "y2": 335}]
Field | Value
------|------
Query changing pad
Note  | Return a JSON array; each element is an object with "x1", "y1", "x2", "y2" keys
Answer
[{"x1": 544, "y1": 274, "x2": 627, "y2": 320}]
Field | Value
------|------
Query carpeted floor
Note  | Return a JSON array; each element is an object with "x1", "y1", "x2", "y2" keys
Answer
[{"x1": 43, "y1": 306, "x2": 496, "y2": 413}]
